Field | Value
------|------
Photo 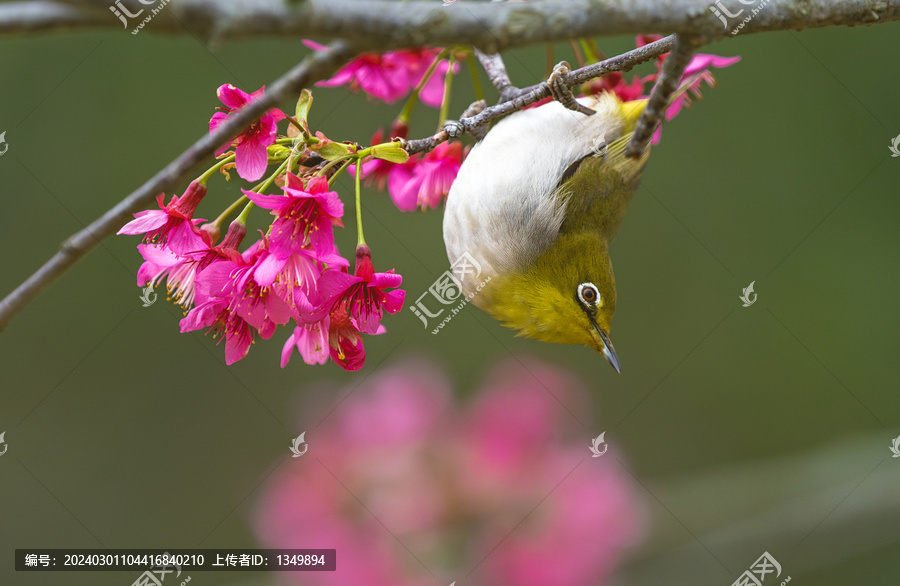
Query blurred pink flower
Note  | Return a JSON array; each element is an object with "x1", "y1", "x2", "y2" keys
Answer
[
  {"x1": 254, "y1": 358, "x2": 644, "y2": 586},
  {"x1": 305, "y1": 41, "x2": 456, "y2": 107},
  {"x1": 388, "y1": 141, "x2": 465, "y2": 211},
  {"x1": 586, "y1": 70, "x2": 650, "y2": 103},
  {"x1": 209, "y1": 83, "x2": 286, "y2": 181}
]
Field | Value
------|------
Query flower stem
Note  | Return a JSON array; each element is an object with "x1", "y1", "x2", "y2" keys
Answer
[
  {"x1": 276, "y1": 136, "x2": 317, "y2": 146},
  {"x1": 284, "y1": 115, "x2": 305, "y2": 135},
  {"x1": 579, "y1": 38, "x2": 600, "y2": 64},
  {"x1": 545, "y1": 43, "x2": 555, "y2": 78},
  {"x1": 466, "y1": 53, "x2": 485, "y2": 102},
  {"x1": 211, "y1": 195, "x2": 249, "y2": 228},
  {"x1": 255, "y1": 158, "x2": 291, "y2": 194},
  {"x1": 197, "y1": 153, "x2": 235, "y2": 184},
  {"x1": 355, "y1": 157, "x2": 366, "y2": 247},
  {"x1": 398, "y1": 48, "x2": 449, "y2": 124},
  {"x1": 569, "y1": 39, "x2": 585, "y2": 68},
  {"x1": 317, "y1": 155, "x2": 353, "y2": 178},
  {"x1": 329, "y1": 159, "x2": 355, "y2": 186},
  {"x1": 437, "y1": 53, "x2": 456, "y2": 131},
  {"x1": 235, "y1": 199, "x2": 255, "y2": 225}
]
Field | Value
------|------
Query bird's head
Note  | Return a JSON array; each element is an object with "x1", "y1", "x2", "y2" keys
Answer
[{"x1": 480, "y1": 232, "x2": 621, "y2": 372}]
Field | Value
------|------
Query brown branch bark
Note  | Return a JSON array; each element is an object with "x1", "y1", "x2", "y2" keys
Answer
[{"x1": 0, "y1": 0, "x2": 898, "y2": 49}]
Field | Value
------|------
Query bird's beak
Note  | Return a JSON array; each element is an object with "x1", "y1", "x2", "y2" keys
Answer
[{"x1": 591, "y1": 324, "x2": 621, "y2": 374}]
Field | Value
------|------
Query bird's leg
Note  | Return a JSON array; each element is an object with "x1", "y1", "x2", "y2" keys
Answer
[{"x1": 547, "y1": 61, "x2": 595, "y2": 116}]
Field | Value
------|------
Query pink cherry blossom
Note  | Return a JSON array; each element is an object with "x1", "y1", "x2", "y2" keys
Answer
[
  {"x1": 387, "y1": 141, "x2": 465, "y2": 211},
  {"x1": 136, "y1": 244, "x2": 201, "y2": 309},
  {"x1": 244, "y1": 174, "x2": 343, "y2": 259},
  {"x1": 323, "y1": 304, "x2": 367, "y2": 371},
  {"x1": 304, "y1": 246, "x2": 405, "y2": 335},
  {"x1": 180, "y1": 240, "x2": 293, "y2": 364},
  {"x1": 117, "y1": 180, "x2": 210, "y2": 255},
  {"x1": 281, "y1": 318, "x2": 330, "y2": 367},
  {"x1": 209, "y1": 84, "x2": 286, "y2": 182},
  {"x1": 135, "y1": 219, "x2": 249, "y2": 310}
]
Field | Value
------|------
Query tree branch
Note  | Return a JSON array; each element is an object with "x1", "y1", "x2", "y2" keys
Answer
[
  {"x1": 475, "y1": 49, "x2": 517, "y2": 101},
  {"x1": 0, "y1": 40, "x2": 353, "y2": 332},
  {"x1": 1, "y1": 0, "x2": 898, "y2": 49}
]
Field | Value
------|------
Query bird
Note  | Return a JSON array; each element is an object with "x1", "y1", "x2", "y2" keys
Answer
[{"x1": 443, "y1": 63, "x2": 652, "y2": 373}]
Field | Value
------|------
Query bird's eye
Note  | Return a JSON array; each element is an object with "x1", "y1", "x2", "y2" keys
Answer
[{"x1": 577, "y1": 282, "x2": 600, "y2": 306}]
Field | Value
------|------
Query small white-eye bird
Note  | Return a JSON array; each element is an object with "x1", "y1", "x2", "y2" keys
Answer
[{"x1": 443, "y1": 73, "x2": 651, "y2": 373}]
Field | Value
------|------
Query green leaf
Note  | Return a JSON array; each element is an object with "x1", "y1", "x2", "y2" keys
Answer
[
  {"x1": 370, "y1": 144, "x2": 409, "y2": 164},
  {"x1": 295, "y1": 89, "x2": 313, "y2": 124},
  {"x1": 310, "y1": 141, "x2": 352, "y2": 161},
  {"x1": 267, "y1": 145, "x2": 292, "y2": 157}
]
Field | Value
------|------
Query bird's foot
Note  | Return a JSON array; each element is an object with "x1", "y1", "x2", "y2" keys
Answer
[
  {"x1": 460, "y1": 99, "x2": 488, "y2": 140},
  {"x1": 442, "y1": 99, "x2": 489, "y2": 140},
  {"x1": 548, "y1": 61, "x2": 595, "y2": 116},
  {"x1": 442, "y1": 120, "x2": 466, "y2": 139}
]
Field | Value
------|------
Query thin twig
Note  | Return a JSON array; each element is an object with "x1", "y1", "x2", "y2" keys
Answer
[
  {"x1": 474, "y1": 49, "x2": 517, "y2": 101},
  {"x1": 404, "y1": 35, "x2": 675, "y2": 154},
  {"x1": 625, "y1": 35, "x2": 695, "y2": 158},
  {"x1": 0, "y1": 40, "x2": 354, "y2": 331},
  {"x1": 508, "y1": 35, "x2": 676, "y2": 100}
]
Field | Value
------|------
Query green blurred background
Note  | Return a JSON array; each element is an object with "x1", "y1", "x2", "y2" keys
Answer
[{"x1": 1, "y1": 7, "x2": 899, "y2": 585}]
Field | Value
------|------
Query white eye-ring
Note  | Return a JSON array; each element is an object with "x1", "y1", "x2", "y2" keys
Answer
[{"x1": 577, "y1": 282, "x2": 601, "y2": 306}]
